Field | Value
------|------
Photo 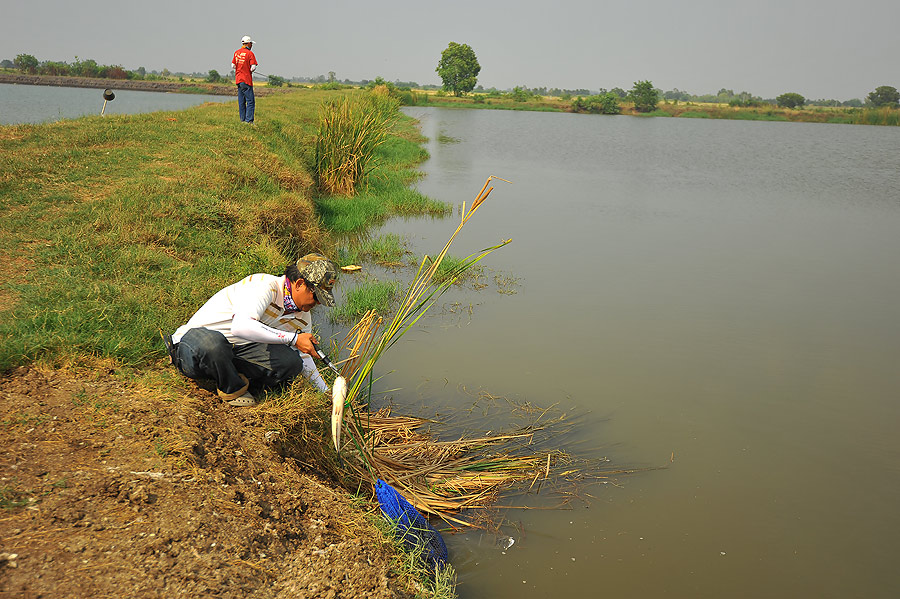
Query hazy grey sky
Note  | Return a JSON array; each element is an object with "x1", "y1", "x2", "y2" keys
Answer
[{"x1": 6, "y1": 0, "x2": 898, "y2": 100}]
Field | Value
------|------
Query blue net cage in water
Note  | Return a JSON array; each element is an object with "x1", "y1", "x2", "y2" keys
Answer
[{"x1": 375, "y1": 479, "x2": 448, "y2": 571}]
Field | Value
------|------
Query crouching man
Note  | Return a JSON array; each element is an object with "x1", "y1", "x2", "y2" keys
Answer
[{"x1": 167, "y1": 254, "x2": 338, "y2": 407}]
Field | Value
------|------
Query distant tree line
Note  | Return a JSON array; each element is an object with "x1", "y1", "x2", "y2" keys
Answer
[
  {"x1": 5, "y1": 53, "x2": 219, "y2": 82},
  {"x1": 661, "y1": 86, "x2": 899, "y2": 109},
  {"x1": 6, "y1": 51, "x2": 898, "y2": 111}
]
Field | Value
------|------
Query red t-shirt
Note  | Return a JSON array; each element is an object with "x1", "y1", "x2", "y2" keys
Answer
[{"x1": 232, "y1": 47, "x2": 257, "y2": 86}]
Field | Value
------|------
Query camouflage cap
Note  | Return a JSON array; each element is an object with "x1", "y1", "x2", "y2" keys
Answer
[{"x1": 296, "y1": 253, "x2": 338, "y2": 307}]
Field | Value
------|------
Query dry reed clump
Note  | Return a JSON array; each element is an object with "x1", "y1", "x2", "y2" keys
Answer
[
  {"x1": 334, "y1": 387, "x2": 640, "y2": 530},
  {"x1": 314, "y1": 93, "x2": 399, "y2": 196},
  {"x1": 338, "y1": 406, "x2": 569, "y2": 529}
]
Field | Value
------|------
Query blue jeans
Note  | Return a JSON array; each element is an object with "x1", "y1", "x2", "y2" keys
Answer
[
  {"x1": 175, "y1": 328, "x2": 303, "y2": 394},
  {"x1": 237, "y1": 82, "x2": 255, "y2": 122}
]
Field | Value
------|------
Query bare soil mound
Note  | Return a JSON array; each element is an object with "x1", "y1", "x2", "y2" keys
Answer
[{"x1": 0, "y1": 366, "x2": 414, "y2": 599}]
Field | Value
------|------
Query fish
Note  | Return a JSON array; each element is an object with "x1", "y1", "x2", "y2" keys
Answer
[{"x1": 331, "y1": 376, "x2": 347, "y2": 453}]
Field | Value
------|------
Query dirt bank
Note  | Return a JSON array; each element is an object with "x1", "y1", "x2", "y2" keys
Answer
[
  {"x1": 0, "y1": 364, "x2": 417, "y2": 599},
  {"x1": 0, "y1": 73, "x2": 281, "y2": 97}
]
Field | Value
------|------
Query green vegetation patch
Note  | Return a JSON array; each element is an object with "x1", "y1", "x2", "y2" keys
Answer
[
  {"x1": 315, "y1": 126, "x2": 447, "y2": 234},
  {"x1": 339, "y1": 233, "x2": 408, "y2": 266},
  {"x1": 424, "y1": 254, "x2": 484, "y2": 285},
  {"x1": 331, "y1": 280, "x2": 399, "y2": 323}
]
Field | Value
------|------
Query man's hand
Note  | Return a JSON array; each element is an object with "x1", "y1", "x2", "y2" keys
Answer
[{"x1": 294, "y1": 333, "x2": 320, "y2": 358}]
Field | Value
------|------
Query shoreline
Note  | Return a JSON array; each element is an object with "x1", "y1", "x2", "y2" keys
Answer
[
  {"x1": 409, "y1": 90, "x2": 900, "y2": 125},
  {"x1": 0, "y1": 72, "x2": 280, "y2": 96}
]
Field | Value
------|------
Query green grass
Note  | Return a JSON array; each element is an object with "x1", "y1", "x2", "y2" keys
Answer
[
  {"x1": 330, "y1": 280, "x2": 399, "y2": 323},
  {"x1": 680, "y1": 111, "x2": 710, "y2": 118},
  {"x1": 339, "y1": 233, "x2": 408, "y2": 266},
  {"x1": 425, "y1": 254, "x2": 483, "y2": 285},
  {"x1": 850, "y1": 107, "x2": 900, "y2": 126},
  {"x1": 0, "y1": 88, "x2": 440, "y2": 370},
  {"x1": 362, "y1": 498, "x2": 458, "y2": 599}
]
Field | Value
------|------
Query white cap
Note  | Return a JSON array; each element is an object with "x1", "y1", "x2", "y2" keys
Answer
[{"x1": 241, "y1": 35, "x2": 255, "y2": 44}]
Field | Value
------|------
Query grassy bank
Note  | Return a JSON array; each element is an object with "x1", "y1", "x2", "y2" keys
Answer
[
  {"x1": 0, "y1": 88, "x2": 441, "y2": 370},
  {"x1": 0, "y1": 87, "x2": 458, "y2": 594}
]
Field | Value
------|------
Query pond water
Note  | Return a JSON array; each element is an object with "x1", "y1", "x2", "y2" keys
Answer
[
  {"x1": 0, "y1": 82, "x2": 232, "y2": 124},
  {"x1": 358, "y1": 108, "x2": 900, "y2": 598}
]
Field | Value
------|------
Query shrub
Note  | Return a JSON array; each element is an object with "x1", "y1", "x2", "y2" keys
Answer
[
  {"x1": 39, "y1": 61, "x2": 70, "y2": 76},
  {"x1": 629, "y1": 80, "x2": 659, "y2": 112},
  {"x1": 509, "y1": 86, "x2": 534, "y2": 102},
  {"x1": 14, "y1": 53, "x2": 39, "y2": 74},
  {"x1": 571, "y1": 93, "x2": 620, "y2": 115}
]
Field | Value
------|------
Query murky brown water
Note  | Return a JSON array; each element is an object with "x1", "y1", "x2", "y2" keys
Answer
[{"x1": 349, "y1": 108, "x2": 900, "y2": 598}]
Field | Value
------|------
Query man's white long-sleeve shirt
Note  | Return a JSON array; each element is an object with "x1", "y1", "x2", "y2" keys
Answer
[
  {"x1": 172, "y1": 273, "x2": 328, "y2": 391},
  {"x1": 173, "y1": 274, "x2": 311, "y2": 345}
]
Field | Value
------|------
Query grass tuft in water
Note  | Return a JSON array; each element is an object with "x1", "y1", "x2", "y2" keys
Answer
[
  {"x1": 340, "y1": 233, "x2": 408, "y2": 266},
  {"x1": 424, "y1": 254, "x2": 483, "y2": 285},
  {"x1": 331, "y1": 280, "x2": 399, "y2": 323}
]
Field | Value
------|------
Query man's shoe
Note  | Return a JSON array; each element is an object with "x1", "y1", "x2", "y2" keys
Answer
[
  {"x1": 226, "y1": 391, "x2": 257, "y2": 407},
  {"x1": 218, "y1": 374, "x2": 257, "y2": 407}
]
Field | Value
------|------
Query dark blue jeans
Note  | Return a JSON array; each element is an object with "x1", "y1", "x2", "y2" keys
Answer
[
  {"x1": 237, "y1": 82, "x2": 255, "y2": 122},
  {"x1": 175, "y1": 328, "x2": 303, "y2": 395}
]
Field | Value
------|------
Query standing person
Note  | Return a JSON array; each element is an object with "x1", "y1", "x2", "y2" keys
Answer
[
  {"x1": 164, "y1": 254, "x2": 339, "y2": 407},
  {"x1": 232, "y1": 35, "x2": 258, "y2": 123}
]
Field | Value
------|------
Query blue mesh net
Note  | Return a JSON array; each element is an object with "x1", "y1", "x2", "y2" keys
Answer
[{"x1": 375, "y1": 479, "x2": 448, "y2": 571}]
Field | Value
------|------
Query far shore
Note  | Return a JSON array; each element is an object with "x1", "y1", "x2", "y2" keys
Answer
[
  {"x1": 0, "y1": 72, "x2": 278, "y2": 96},
  {"x1": 6, "y1": 72, "x2": 897, "y2": 127}
]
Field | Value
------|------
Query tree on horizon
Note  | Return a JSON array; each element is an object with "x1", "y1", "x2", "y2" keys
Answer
[
  {"x1": 867, "y1": 85, "x2": 899, "y2": 108},
  {"x1": 436, "y1": 42, "x2": 480, "y2": 97},
  {"x1": 629, "y1": 80, "x2": 659, "y2": 112}
]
